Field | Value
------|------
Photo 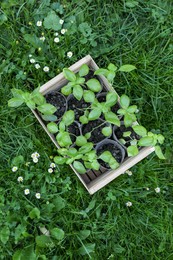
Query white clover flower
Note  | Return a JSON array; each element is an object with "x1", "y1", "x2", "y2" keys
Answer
[
  {"x1": 67, "y1": 51, "x2": 73, "y2": 58},
  {"x1": 43, "y1": 66, "x2": 49, "y2": 72},
  {"x1": 12, "y1": 166, "x2": 18, "y2": 172},
  {"x1": 17, "y1": 176, "x2": 23, "y2": 182},
  {"x1": 146, "y1": 187, "x2": 150, "y2": 191},
  {"x1": 50, "y1": 163, "x2": 56, "y2": 168},
  {"x1": 48, "y1": 168, "x2": 53, "y2": 173},
  {"x1": 35, "y1": 64, "x2": 41, "y2": 69},
  {"x1": 24, "y1": 189, "x2": 30, "y2": 195},
  {"x1": 36, "y1": 21, "x2": 42, "y2": 27},
  {"x1": 29, "y1": 54, "x2": 32, "y2": 57},
  {"x1": 59, "y1": 19, "x2": 64, "y2": 25},
  {"x1": 35, "y1": 193, "x2": 41, "y2": 199},
  {"x1": 54, "y1": 37, "x2": 60, "y2": 43},
  {"x1": 155, "y1": 187, "x2": 160, "y2": 193},
  {"x1": 39, "y1": 36, "x2": 45, "y2": 42},
  {"x1": 33, "y1": 157, "x2": 38, "y2": 163},
  {"x1": 61, "y1": 29, "x2": 66, "y2": 34},
  {"x1": 54, "y1": 32, "x2": 59, "y2": 36},
  {"x1": 126, "y1": 170, "x2": 132, "y2": 176},
  {"x1": 31, "y1": 152, "x2": 40, "y2": 158},
  {"x1": 30, "y1": 58, "x2": 36, "y2": 64},
  {"x1": 38, "y1": 47, "x2": 42, "y2": 52},
  {"x1": 126, "y1": 201, "x2": 132, "y2": 207}
]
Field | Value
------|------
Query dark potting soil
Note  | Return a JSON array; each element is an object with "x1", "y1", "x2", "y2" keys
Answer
[
  {"x1": 67, "y1": 122, "x2": 80, "y2": 143},
  {"x1": 45, "y1": 90, "x2": 66, "y2": 118},
  {"x1": 97, "y1": 93, "x2": 120, "y2": 114},
  {"x1": 84, "y1": 70, "x2": 98, "y2": 82},
  {"x1": 114, "y1": 124, "x2": 139, "y2": 146},
  {"x1": 82, "y1": 119, "x2": 109, "y2": 144},
  {"x1": 67, "y1": 96, "x2": 89, "y2": 120},
  {"x1": 97, "y1": 143, "x2": 123, "y2": 169}
]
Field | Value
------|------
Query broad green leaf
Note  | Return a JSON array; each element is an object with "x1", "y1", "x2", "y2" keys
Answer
[
  {"x1": 132, "y1": 125, "x2": 147, "y2": 137},
  {"x1": 76, "y1": 77, "x2": 85, "y2": 85},
  {"x1": 124, "y1": 113, "x2": 133, "y2": 127},
  {"x1": 50, "y1": 228, "x2": 64, "y2": 240},
  {"x1": 86, "y1": 79, "x2": 102, "y2": 92},
  {"x1": 20, "y1": 245, "x2": 36, "y2": 260},
  {"x1": 47, "y1": 122, "x2": 59, "y2": 134},
  {"x1": 105, "y1": 111, "x2": 120, "y2": 126},
  {"x1": 63, "y1": 68, "x2": 76, "y2": 82},
  {"x1": 108, "y1": 63, "x2": 117, "y2": 71},
  {"x1": 54, "y1": 156, "x2": 66, "y2": 164},
  {"x1": 76, "y1": 136, "x2": 87, "y2": 146},
  {"x1": 119, "y1": 64, "x2": 136, "y2": 72},
  {"x1": 106, "y1": 92, "x2": 118, "y2": 107},
  {"x1": 109, "y1": 156, "x2": 119, "y2": 169},
  {"x1": 0, "y1": 226, "x2": 10, "y2": 244},
  {"x1": 53, "y1": 196, "x2": 66, "y2": 211},
  {"x1": 58, "y1": 148, "x2": 68, "y2": 156},
  {"x1": 31, "y1": 88, "x2": 45, "y2": 105},
  {"x1": 83, "y1": 90, "x2": 95, "y2": 103},
  {"x1": 138, "y1": 136, "x2": 154, "y2": 146},
  {"x1": 79, "y1": 115, "x2": 88, "y2": 124},
  {"x1": 117, "y1": 108, "x2": 126, "y2": 115},
  {"x1": 123, "y1": 131, "x2": 131, "y2": 137},
  {"x1": 37, "y1": 104, "x2": 57, "y2": 115},
  {"x1": 99, "y1": 151, "x2": 112, "y2": 163},
  {"x1": 120, "y1": 94, "x2": 130, "y2": 109},
  {"x1": 101, "y1": 126, "x2": 112, "y2": 137},
  {"x1": 24, "y1": 34, "x2": 41, "y2": 48},
  {"x1": 91, "y1": 160, "x2": 100, "y2": 170},
  {"x1": 62, "y1": 110, "x2": 75, "y2": 126},
  {"x1": 26, "y1": 100, "x2": 35, "y2": 109},
  {"x1": 155, "y1": 145, "x2": 165, "y2": 160},
  {"x1": 78, "y1": 230, "x2": 91, "y2": 240},
  {"x1": 127, "y1": 105, "x2": 137, "y2": 113},
  {"x1": 56, "y1": 132, "x2": 72, "y2": 147},
  {"x1": 107, "y1": 71, "x2": 116, "y2": 82},
  {"x1": 29, "y1": 207, "x2": 40, "y2": 219},
  {"x1": 11, "y1": 88, "x2": 24, "y2": 98},
  {"x1": 94, "y1": 68, "x2": 108, "y2": 76},
  {"x1": 36, "y1": 235, "x2": 53, "y2": 248},
  {"x1": 73, "y1": 85, "x2": 83, "y2": 101},
  {"x1": 43, "y1": 11, "x2": 61, "y2": 30},
  {"x1": 59, "y1": 121, "x2": 66, "y2": 131},
  {"x1": 42, "y1": 114, "x2": 57, "y2": 121},
  {"x1": 79, "y1": 143, "x2": 93, "y2": 153},
  {"x1": 8, "y1": 98, "x2": 24, "y2": 107},
  {"x1": 12, "y1": 155, "x2": 24, "y2": 167},
  {"x1": 88, "y1": 108, "x2": 101, "y2": 120},
  {"x1": 79, "y1": 64, "x2": 89, "y2": 77},
  {"x1": 67, "y1": 148, "x2": 78, "y2": 157},
  {"x1": 61, "y1": 84, "x2": 72, "y2": 96},
  {"x1": 127, "y1": 145, "x2": 139, "y2": 157},
  {"x1": 157, "y1": 134, "x2": 165, "y2": 144},
  {"x1": 85, "y1": 132, "x2": 91, "y2": 139},
  {"x1": 73, "y1": 161, "x2": 86, "y2": 174},
  {"x1": 78, "y1": 243, "x2": 95, "y2": 256}
]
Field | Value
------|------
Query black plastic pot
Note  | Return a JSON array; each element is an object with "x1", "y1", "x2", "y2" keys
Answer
[
  {"x1": 45, "y1": 90, "x2": 67, "y2": 119},
  {"x1": 81, "y1": 118, "x2": 112, "y2": 145},
  {"x1": 95, "y1": 139, "x2": 126, "y2": 170}
]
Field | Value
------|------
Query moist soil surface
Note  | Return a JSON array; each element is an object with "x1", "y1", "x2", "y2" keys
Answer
[
  {"x1": 114, "y1": 124, "x2": 139, "y2": 146},
  {"x1": 67, "y1": 95, "x2": 89, "y2": 120},
  {"x1": 45, "y1": 90, "x2": 66, "y2": 118},
  {"x1": 97, "y1": 142, "x2": 123, "y2": 169},
  {"x1": 82, "y1": 119, "x2": 109, "y2": 144},
  {"x1": 67, "y1": 122, "x2": 80, "y2": 143}
]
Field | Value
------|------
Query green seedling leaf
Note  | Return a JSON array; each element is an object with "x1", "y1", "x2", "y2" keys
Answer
[
  {"x1": 42, "y1": 114, "x2": 57, "y2": 121},
  {"x1": 59, "y1": 121, "x2": 66, "y2": 131},
  {"x1": 0, "y1": 226, "x2": 10, "y2": 244},
  {"x1": 109, "y1": 157, "x2": 119, "y2": 169},
  {"x1": 63, "y1": 68, "x2": 76, "y2": 82},
  {"x1": 56, "y1": 132, "x2": 72, "y2": 147},
  {"x1": 62, "y1": 110, "x2": 75, "y2": 126},
  {"x1": 91, "y1": 160, "x2": 100, "y2": 170},
  {"x1": 127, "y1": 105, "x2": 137, "y2": 113},
  {"x1": 29, "y1": 207, "x2": 40, "y2": 219},
  {"x1": 86, "y1": 79, "x2": 102, "y2": 92},
  {"x1": 132, "y1": 125, "x2": 147, "y2": 137},
  {"x1": 119, "y1": 64, "x2": 136, "y2": 72},
  {"x1": 73, "y1": 85, "x2": 83, "y2": 100},
  {"x1": 85, "y1": 132, "x2": 91, "y2": 139},
  {"x1": 79, "y1": 64, "x2": 89, "y2": 77},
  {"x1": 61, "y1": 84, "x2": 72, "y2": 96},
  {"x1": 26, "y1": 100, "x2": 35, "y2": 109},
  {"x1": 120, "y1": 94, "x2": 130, "y2": 109},
  {"x1": 76, "y1": 136, "x2": 87, "y2": 146},
  {"x1": 124, "y1": 113, "x2": 134, "y2": 127},
  {"x1": 79, "y1": 143, "x2": 93, "y2": 153},
  {"x1": 36, "y1": 235, "x2": 53, "y2": 248},
  {"x1": 11, "y1": 88, "x2": 24, "y2": 98},
  {"x1": 76, "y1": 77, "x2": 85, "y2": 85},
  {"x1": 94, "y1": 68, "x2": 108, "y2": 76},
  {"x1": 157, "y1": 134, "x2": 165, "y2": 144},
  {"x1": 8, "y1": 98, "x2": 24, "y2": 107},
  {"x1": 99, "y1": 151, "x2": 112, "y2": 163},
  {"x1": 88, "y1": 108, "x2": 101, "y2": 120},
  {"x1": 102, "y1": 126, "x2": 112, "y2": 137},
  {"x1": 50, "y1": 228, "x2": 64, "y2": 240},
  {"x1": 73, "y1": 161, "x2": 86, "y2": 174},
  {"x1": 31, "y1": 88, "x2": 45, "y2": 105},
  {"x1": 47, "y1": 122, "x2": 59, "y2": 134},
  {"x1": 37, "y1": 104, "x2": 57, "y2": 115},
  {"x1": 54, "y1": 156, "x2": 66, "y2": 165},
  {"x1": 155, "y1": 145, "x2": 165, "y2": 159},
  {"x1": 127, "y1": 145, "x2": 139, "y2": 157},
  {"x1": 80, "y1": 115, "x2": 89, "y2": 124},
  {"x1": 58, "y1": 148, "x2": 68, "y2": 156},
  {"x1": 67, "y1": 148, "x2": 78, "y2": 157},
  {"x1": 83, "y1": 90, "x2": 95, "y2": 103},
  {"x1": 105, "y1": 111, "x2": 120, "y2": 126},
  {"x1": 107, "y1": 71, "x2": 116, "y2": 82},
  {"x1": 106, "y1": 92, "x2": 118, "y2": 107},
  {"x1": 123, "y1": 131, "x2": 131, "y2": 137},
  {"x1": 138, "y1": 136, "x2": 154, "y2": 146},
  {"x1": 108, "y1": 63, "x2": 117, "y2": 71}
]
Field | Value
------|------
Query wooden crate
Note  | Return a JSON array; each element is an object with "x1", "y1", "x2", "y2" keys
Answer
[{"x1": 32, "y1": 55, "x2": 155, "y2": 194}]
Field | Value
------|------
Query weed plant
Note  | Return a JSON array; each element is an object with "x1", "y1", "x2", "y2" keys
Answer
[{"x1": 0, "y1": 0, "x2": 173, "y2": 259}]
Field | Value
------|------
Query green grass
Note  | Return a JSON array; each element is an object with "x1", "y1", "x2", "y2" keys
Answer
[{"x1": 0, "y1": 0, "x2": 173, "y2": 259}]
